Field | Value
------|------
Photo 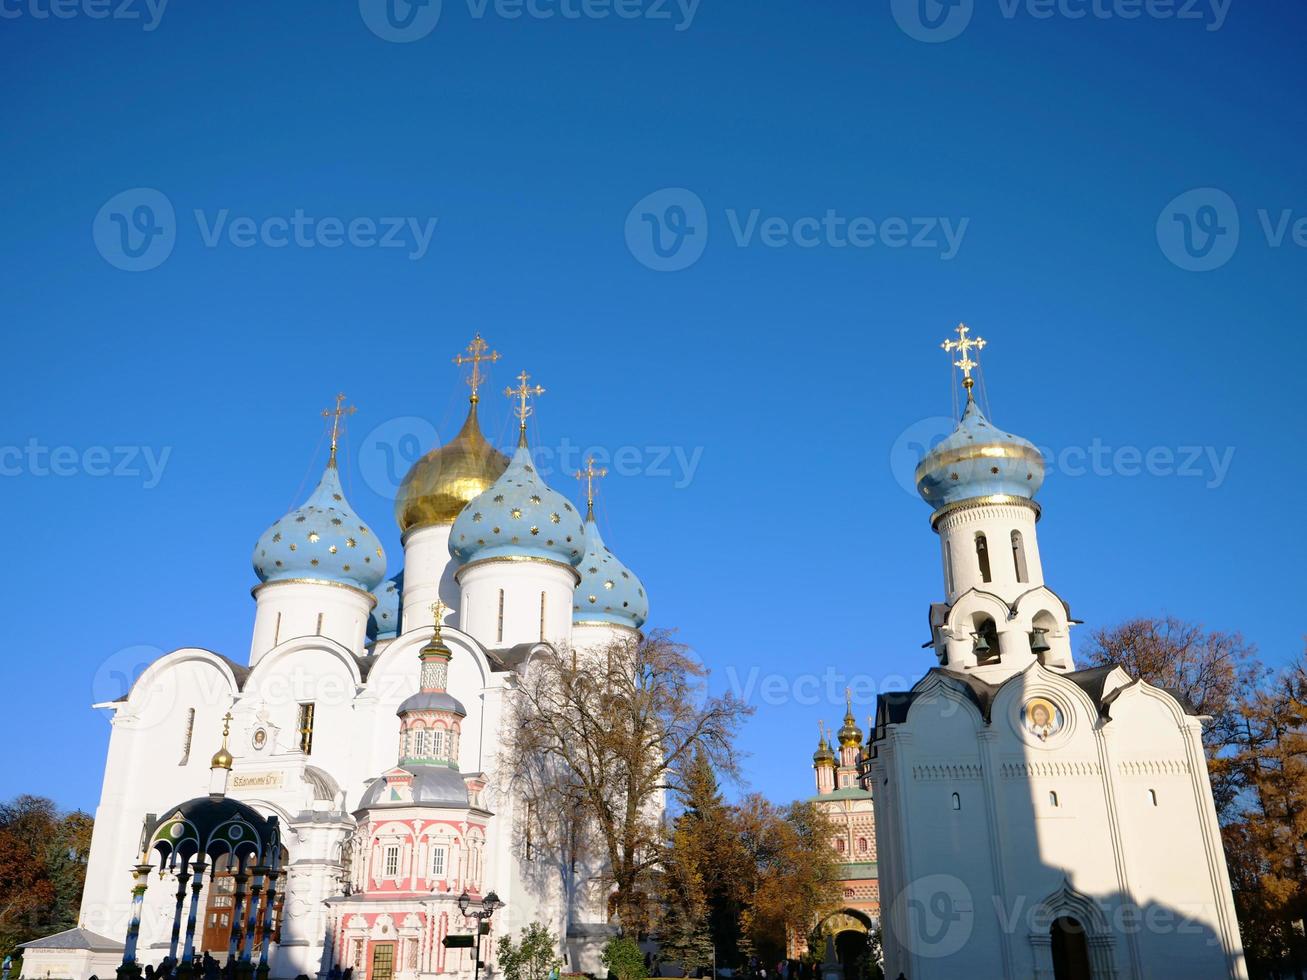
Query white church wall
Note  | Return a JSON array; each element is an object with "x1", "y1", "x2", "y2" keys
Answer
[
  {"x1": 250, "y1": 581, "x2": 373, "y2": 666},
  {"x1": 399, "y1": 525, "x2": 460, "y2": 634}
]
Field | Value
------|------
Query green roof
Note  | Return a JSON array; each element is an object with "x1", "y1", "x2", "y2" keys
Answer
[
  {"x1": 812, "y1": 787, "x2": 873, "y2": 802},
  {"x1": 838, "y1": 861, "x2": 878, "y2": 880}
]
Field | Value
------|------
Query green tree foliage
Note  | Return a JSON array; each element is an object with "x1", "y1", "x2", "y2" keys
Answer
[
  {"x1": 656, "y1": 753, "x2": 841, "y2": 970},
  {"x1": 601, "y1": 936, "x2": 648, "y2": 980},
  {"x1": 0, "y1": 796, "x2": 93, "y2": 960},
  {"x1": 496, "y1": 922, "x2": 563, "y2": 980}
]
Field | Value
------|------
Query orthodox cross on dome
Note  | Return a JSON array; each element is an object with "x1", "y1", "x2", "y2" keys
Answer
[
  {"x1": 453, "y1": 333, "x2": 501, "y2": 404},
  {"x1": 574, "y1": 456, "x2": 608, "y2": 521},
  {"x1": 941, "y1": 323, "x2": 987, "y2": 392},
  {"x1": 322, "y1": 392, "x2": 356, "y2": 466},
  {"x1": 430, "y1": 598, "x2": 448, "y2": 638},
  {"x1": 505, "y1": 370, "x2": 546, "y2": 444}
]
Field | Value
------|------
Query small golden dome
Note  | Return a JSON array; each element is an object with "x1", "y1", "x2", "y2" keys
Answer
[
  {"x1": 396, "y1": 401, "x2": 509, "y2": 534},
  {"x1": 210, "y1": 746, "x2": 234, "y2": 770}
]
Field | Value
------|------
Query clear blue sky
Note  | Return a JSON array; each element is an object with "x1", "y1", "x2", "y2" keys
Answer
[{"x1": 3, "y1": 0, "x2": 1304, "y2": 813}]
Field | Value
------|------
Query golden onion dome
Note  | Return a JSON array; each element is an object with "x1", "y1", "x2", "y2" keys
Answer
[{"x1": 396, "y1": 401, "x2": 510, "y2": 534}]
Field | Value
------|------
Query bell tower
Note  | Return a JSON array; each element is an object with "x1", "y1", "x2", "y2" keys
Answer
[{"x1": 915, "y1": 325, "x2": 1074, "y2": 681}]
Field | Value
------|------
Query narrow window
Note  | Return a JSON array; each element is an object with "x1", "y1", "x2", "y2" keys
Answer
[
  {"x1": 298, "y1": 702, "x2": 315, "y2": 754},
  {"x1": 496, "y1": 589, "x2": 504, "y2": 643},
  {"x1": 539, "y1": 591, "x2": 547, "y2": 641},
  {"x1": 415, "y1": 730, "x2": 429, "y2": 758},
  {"x1": 1011, "y1": 530, "x2": 1028, "y2": 583},
  {"x1": 857, "y1": 837, "x2": 868, "y2": 853},
  {"x1": 432, "y1": 729, "x2": 445, "y2": 758},
  {"x1": 383, "y1": 845, "x2": 399, "y2": 877},
  {"x1": 1148, "y1": 789, "x2": 1158, "y2": 807},
  {"x1": 836, "y1": 839, "x2": 845, "y2": 853},
  {"x1": 951, "y1": 792, "x2": 961, "y2": 811},
  {"x1": 1049, "y1": 791, "x2": 1059, "y2": 807},
  {"x1": 179, "y1": 707, "x2": 195, "y2": 766},
  {"x1": 431, "y1": 845, "x2": 446, "y2": 878},
  {"x1": 945, "y1": 546, "x2": 956, "y2": 594},
  {"x1": 525, "y1": 801, "x2": 535, "y2": 861},
  {"x1": 975, "y1": 533, "x2": 992, "y2": 583},
  {"x1": 273, "y1": 611, "x2": 282, "y2": 646},
  {"x1": 315, "y1": 612, "x2": 324, "y2": 636}
]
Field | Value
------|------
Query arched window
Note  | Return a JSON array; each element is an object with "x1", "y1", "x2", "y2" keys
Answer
[
  {"x1": 951, "y1": 792, "x2": 961, "y2": 811},
  {"x1": 415, "y1": 730, "x2": 429, "y2": 758},
  {"x1": 1050, "y1": 917, "x2": 1091, "y2": 980},
  {"x1": 945, "y1": 546, "x2": 956, "y2": 594},
  {"x1": 973, "y1": 615, "x2": 1000, "y2": 666},
  {"x1": 835, "y1": 839, "x2": 845, "y2": 853},
  {"x1": 1049, "y1": 791, "x2": 1059, "y2": 807},
  {"x1": 857, "y1": 837, "x2": 868, "y2": 853},
  {"x1": 975, "y1": 533, "x2": 992, "y2": 583},
  {"x1": 1011, "y1": 530, "x2": 1028, "y2": 583},
  {"x1": 1148, "y1": 789, "x2": 1158, "y2": 807},
  {"x1": 432, "y1": 729, "x2": 445, "y2": 758},
  {"x1": 497, "y1": 589, "x2": 505, "y2": 643}
]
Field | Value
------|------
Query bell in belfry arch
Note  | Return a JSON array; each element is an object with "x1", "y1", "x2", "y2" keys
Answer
[
  {"x1": 972, "y1": 631, "x2": 991, "y2": 656},
  {"x1": 1030, "y1": 627, "x2": 1051, "y2": 655}
]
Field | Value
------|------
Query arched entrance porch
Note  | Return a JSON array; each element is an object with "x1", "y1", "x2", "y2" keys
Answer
[{"x1": 815, "y1": 910, "x2": 875, "y2": 980}]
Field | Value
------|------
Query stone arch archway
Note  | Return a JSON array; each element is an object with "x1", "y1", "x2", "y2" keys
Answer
[
  {"x1": 1028, "y1": 881, "x2": 1115, "y2": 979},
  {"x1": 815, "y1": 909, "x2": 875, "y2": 980}
]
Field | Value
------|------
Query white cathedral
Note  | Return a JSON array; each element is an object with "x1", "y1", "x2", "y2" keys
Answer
[
  {"x1": 22, "y1": 337, "x2": 649, "y2": 980},
  {"x1": 19, "y1": 326, "x2": 1249, "y2": 980}
]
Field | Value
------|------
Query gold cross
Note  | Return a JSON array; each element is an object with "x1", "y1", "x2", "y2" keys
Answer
[
  {"x1": 430, "y1": 598, "x2": 447, "y2": 637},
  {"x1": 453, "y1": 334, "x2": 500, "y2": 404},
  {"x1": 322, "y1": 393, "x2": 356, "y2": 465},
  {"x1": 221, "y1": 711, "x2": 232, "y2": 739},
  {"x1": 574, "y1": 456, "x2": 607, "y2": 521},
  {"x1": 505, "y1": 370, "x2": 545, "y2": 440},
  {"x1": 941, "y1": 323, "x2": 987, "y2": 391}
]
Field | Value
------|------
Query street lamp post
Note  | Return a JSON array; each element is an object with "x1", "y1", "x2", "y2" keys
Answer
[{"x1": 457, "y1": 890, "x2": 502, "y2": 980}]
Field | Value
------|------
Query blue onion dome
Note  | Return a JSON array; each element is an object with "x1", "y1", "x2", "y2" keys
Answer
[
  {"x1": 253, "y1": 463, "x2": 387, "y2": 592},
  {"x1": 368, "y1": 573, "x2": 402, "y2": 639},
  {"x1": 573, "y1": 518, "x2": 648, "y2": 628},
  {"x1": 915, "y1": 393, "x2": 1045, "y2": 511},
  {"x1": 449, "y1": 440, "x2": 586, "y2": 566}
]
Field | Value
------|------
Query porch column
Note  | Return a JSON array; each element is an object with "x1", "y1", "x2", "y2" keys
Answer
[
  {"x1": 169, "y1": 861, "x2": 193, "y2": 963},
  {"x1": 182, "y1": 861, "x2": 208, "y2": 964},
  {"x1": 258, "y1": 868, "x2": 280, "y2": 970},
  {"x1": 120, "y1": 862, "x2": 154, "y2": 966},
  {"x1": 227, "y1": 869, "x2": 250, "y2": 964},
  {"x1": 241, "y1": 867, "x2": 268, "y2": 963}
]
